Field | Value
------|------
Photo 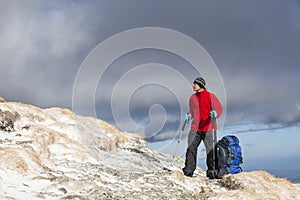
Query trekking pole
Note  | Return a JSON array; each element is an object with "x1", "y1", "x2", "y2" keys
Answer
[
  {"x1": 172, "y1": 117, "x2": 189, "y2": 161},
  {"x1": 211, "y1": 116, "x2": 217, "y2": 174}
]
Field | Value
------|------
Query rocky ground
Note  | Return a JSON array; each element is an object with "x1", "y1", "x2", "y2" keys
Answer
[{"x1": 0, "y1": 100, "x2": 299, "y2": 200}]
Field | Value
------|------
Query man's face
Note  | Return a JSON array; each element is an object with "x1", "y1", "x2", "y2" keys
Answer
[{"x1": 193, "y1": 82, "x2": 200, "y2": 91}]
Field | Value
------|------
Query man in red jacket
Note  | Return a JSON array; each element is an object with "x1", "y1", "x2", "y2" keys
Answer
[{"x1": 182, "y1": 77, "x2": 223, "y2": 178}]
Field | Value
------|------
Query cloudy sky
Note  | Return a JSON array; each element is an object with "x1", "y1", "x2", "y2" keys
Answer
[{"x1": 1, "y1": 0, "x2": 300, "y2": 142}]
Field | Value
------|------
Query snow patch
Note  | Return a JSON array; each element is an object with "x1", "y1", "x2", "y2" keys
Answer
[{"x1": 0, "y1": 101, "x2": 299, "y2": 199}]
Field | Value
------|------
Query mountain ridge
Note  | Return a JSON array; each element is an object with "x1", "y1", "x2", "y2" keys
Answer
[{"x1": 0, "y1": 100, "x2": 299, "y2": 199}]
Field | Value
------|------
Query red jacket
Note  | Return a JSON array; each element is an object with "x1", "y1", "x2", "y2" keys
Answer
[{"x1": 189, "y1": 89, "x2": 223, "y2": 132}]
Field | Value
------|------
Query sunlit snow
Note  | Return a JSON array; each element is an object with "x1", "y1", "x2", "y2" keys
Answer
[{"x1": 0, "y1": 101, "x2": 299, "y2": 199}]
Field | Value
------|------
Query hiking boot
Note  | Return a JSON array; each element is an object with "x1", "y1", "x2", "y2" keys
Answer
[
  {"x1": 184, "y1": 172, "x2": 193, "y2": 177},
  {"x1": 182, "y1": 168, "x2": 193, "y2": 177},
  {"x1": 206, "y1": 169, "x2": 217, "y2": 179}
]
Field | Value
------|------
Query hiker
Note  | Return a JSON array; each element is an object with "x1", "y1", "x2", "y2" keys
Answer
[{"x1": 182, "y1": 77, "x2": 223, "y2": 178}]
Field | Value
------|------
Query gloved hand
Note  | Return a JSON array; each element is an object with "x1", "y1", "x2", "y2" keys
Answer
[
  {"x1": 184, "y1": 113, "x2": 192, "y2": 121},
  {"x1": 210, "y1": 110, "x2": 217, "y2": 118}
]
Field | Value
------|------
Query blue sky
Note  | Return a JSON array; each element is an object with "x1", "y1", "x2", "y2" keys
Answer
[{"x1": 0, "y1": 0, "x2": 299, "y2": 165}]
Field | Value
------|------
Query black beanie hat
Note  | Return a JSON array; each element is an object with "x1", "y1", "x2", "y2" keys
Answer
[{"x1": 193, "y1": 77, "x2": 206, "y2": 88}]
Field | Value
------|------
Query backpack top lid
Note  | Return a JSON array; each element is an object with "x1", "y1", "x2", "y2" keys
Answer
[{"x1": 222, "y1": 135, "x2": 239, "y2": 146}]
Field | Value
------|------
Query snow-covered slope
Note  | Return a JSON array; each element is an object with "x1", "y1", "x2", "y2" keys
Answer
[{"x1": 0, "y1": 100, "x2": 299, "y2": 200}]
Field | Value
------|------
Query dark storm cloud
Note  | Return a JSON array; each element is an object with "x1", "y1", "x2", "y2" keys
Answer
[
  {"x1": 0, "y1": 0, "x2": 299, "y2": 141},
  {"x1": 0, "y1": 1, "x2": 101, "y2": 107},
  {"x1": 207, "y1": 1, "x2": 300, "y2": 127}
]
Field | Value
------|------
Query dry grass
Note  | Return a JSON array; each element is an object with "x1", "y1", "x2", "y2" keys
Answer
[
  {"x1": 1, "y1": 148, "x2": 28, "y2": 174},
  {"x1": 219, "y1": 170, "x2": 300, "y2": 200},
  {"x1": 0, "y1": 97, "x2": 6, "y2": 103},
  {"x1": 98, "y1": 120, "x2": 129, "y2": 144}
]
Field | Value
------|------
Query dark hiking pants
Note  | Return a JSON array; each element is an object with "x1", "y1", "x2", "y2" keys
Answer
[{"x1": 182, "y1": 130, "x2": 216, "y2": 176}]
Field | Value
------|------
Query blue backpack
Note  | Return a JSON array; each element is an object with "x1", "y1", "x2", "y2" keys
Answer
[{"x1": 217, "y1": 135, "x2": 243, "y2": 178}]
